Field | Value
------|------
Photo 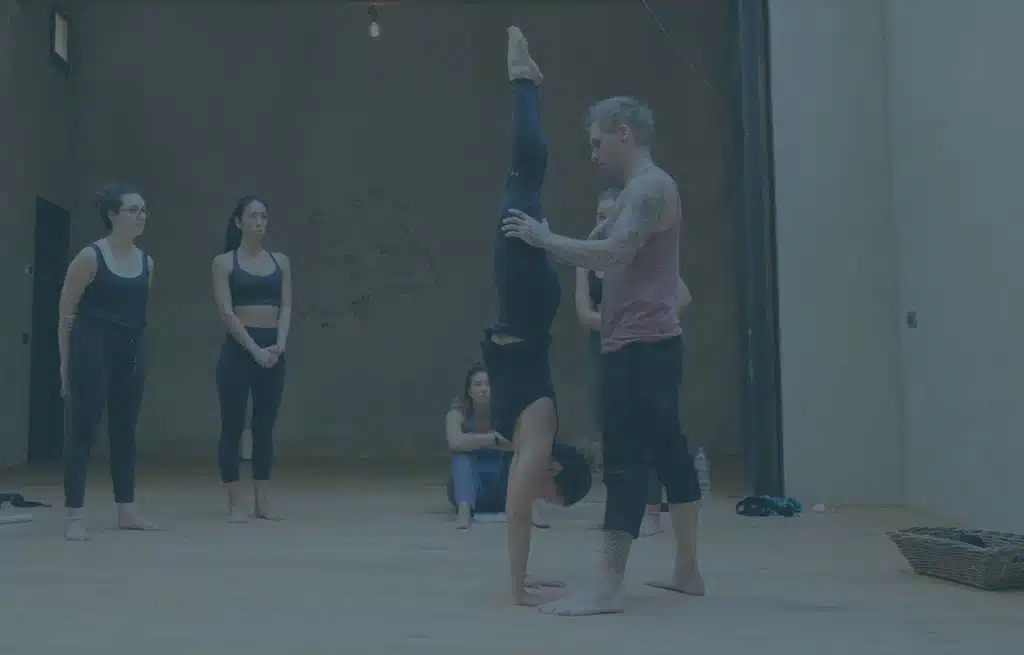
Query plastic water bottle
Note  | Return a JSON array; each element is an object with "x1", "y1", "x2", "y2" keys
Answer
[{"x1": 694, "y1": 447, "x2": 711, "y2": 498}]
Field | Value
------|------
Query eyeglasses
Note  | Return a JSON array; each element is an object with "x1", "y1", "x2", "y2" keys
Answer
[{"x1": 120, "y1": 206, "x2": 149, "y2": 218}]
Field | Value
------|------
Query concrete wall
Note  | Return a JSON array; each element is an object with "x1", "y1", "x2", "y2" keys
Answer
[
  {"x1": 0, "y1": 0, "x2": 76, "y2": 468},
  {"x1": 887, "y1": 0, "x2": 1024, "y2": 532},
  {"x1": 770, "y1": 0, "x2": 1024, "y2": 530},
  {"x1": 5, "y1": 1, "x2": 741, "y2": 465},
  {"x1": 768, "y1": 0, "x2": 904, "y2": 506}
]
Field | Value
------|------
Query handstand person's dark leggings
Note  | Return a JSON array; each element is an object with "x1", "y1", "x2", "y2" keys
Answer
[
  {"x1": 506, "y1": 78, "x2": 547, "y2": 211},
  {"x1": 601, "y1": 337, "x2": 700, "y2": 539},
  {"x1": 216, "y1": 327, "x2": 286, "y2": 483},
  {"x1": 492, "y1": 78, "x2": 559, "y2": 342},
  {"x1": 63, "y1": 317, "x2": 147, "y2": 509}
]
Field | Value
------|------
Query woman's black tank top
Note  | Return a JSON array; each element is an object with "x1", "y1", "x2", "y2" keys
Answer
[{"x1": 77, "y1": 243, "x2": 150, "y2": 331}]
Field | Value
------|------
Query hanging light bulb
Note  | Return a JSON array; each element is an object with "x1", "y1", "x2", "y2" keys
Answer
[{"x1": 368, "y1": 5, "x2": 381, "y2": 39}]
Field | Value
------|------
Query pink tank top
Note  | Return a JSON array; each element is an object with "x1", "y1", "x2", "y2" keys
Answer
[{"x1": 600, "y1": 219, "x2": 682, "y2": 353}]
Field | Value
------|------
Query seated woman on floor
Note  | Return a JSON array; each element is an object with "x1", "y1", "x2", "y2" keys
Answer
[{"x1": 444, "y1": 363, "x2": 514, "y2": 529}]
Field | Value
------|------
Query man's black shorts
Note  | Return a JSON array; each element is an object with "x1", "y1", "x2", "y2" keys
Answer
[{"x1": 481, "y1": 329, "x2": 556, "y2": 441}]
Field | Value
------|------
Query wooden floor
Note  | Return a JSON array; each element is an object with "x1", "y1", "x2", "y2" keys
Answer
[{"x1": 1, "y1": 467, "x2": 1021, "y2": 654}]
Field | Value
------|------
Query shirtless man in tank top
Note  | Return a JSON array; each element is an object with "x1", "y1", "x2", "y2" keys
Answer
[{"x1": 501, "y1": 95, "x2": 705, "y2": 616}]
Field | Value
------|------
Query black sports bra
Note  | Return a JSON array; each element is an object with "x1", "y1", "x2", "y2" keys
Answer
[{"x1": 228, "y1": 250, "x2": 282, "y2": 308}]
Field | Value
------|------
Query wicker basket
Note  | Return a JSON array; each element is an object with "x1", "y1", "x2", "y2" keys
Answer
[{"x1": 888, "y1": 527, "x2": 1024, "y2": 590}]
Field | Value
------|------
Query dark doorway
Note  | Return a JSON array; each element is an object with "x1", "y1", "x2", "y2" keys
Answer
[{"x1": 27, "y1": 198, "x2": 72, "y2": 464}]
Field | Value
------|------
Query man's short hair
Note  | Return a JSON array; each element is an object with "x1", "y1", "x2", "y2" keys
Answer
[
  {"x1": 551, "y1": 442, "x2": 593, "y2": 506},
  {"x1": 585, "y1": 96, "x2": 655, "y2": 146}
]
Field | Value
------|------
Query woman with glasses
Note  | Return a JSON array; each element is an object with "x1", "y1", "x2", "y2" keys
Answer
[{"x1": 57, "y1": 183, "x2": 158, "y2": 541}]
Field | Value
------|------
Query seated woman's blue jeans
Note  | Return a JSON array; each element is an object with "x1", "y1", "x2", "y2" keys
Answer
[{"x1": 447, "y1": 450, "x2": 511, "y2": 514}]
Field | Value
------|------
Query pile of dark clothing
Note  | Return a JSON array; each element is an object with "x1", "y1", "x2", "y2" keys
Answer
[
  {"x1": 0, "y1": 493, "x2": 51, "y2": 510},
  {"x1": 735, "y1": 495, "x2": 802, "y2": 517}
]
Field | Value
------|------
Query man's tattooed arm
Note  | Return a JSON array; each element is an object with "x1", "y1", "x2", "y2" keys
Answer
[{"x1": 542, "y1": 174, "x2": 669, "y2": 271}]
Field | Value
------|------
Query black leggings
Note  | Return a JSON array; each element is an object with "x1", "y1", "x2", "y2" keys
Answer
[
  {"x1": 589, "y1": 333, "x2": 663, "y2": 507},
  {"x1": 63, "y1": 317, "x2": 146, "y2": 509},
  {"x1": 601, "y1": 337, "x2": 700, "y2": 538},
  {"x1": 216, "y1": 328, "x2": 286, "y2": 483},
  {"x1": 492, "y1": 79, "x2": 560, "y2": 340}
]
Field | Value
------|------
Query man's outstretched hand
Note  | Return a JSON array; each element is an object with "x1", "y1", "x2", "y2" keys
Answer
[{"x1": 502, "y1": 209, "x2": 552, "y2": 248}]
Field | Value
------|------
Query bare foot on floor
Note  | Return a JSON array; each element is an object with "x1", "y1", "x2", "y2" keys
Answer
[
  {"x1": 646, "y1": 565, "x2": 706, "y2": 596},
  {"x1": 228, "y1": 505, "x2": 249, "y2": 523},
  {"x1": 64, "y1": 517, "x2": 90, "y2": 542},
  {"x1": 117, "y1": 506, "x2": 160, "y2": 531},
  {"x1": 538, "y1": 580, "x2": 624, "y2": 617},
  {"x1": 525, "y1": 575, "x2": 566, "y2": 589},
  {"x1": 252, "y1": 507, "x2": 283, "y2": 521},
  {"x1": 638, "y1": 514, "x2": 664, "y2": 538},
  {"x1": 516, "y1": 588, "x2": 563, "y2": 607},
  {"x1": 455, "y1": 503, "x2": 471, "y2": 530},
  {"x1": 253, "y1": 487, "x2": 282, "y2": 521}
]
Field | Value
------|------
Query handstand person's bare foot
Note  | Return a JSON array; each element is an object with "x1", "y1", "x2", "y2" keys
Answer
[
  {"x1": 116, "y1": 503, "x2": 160, "y2": 531},
  {"x1": 455, "y1": 502, "x2": 471, "y2": 530},
  {"x1": 252, "y1": 482, "x2": 282, "y2": 521},
  {"x1": 507, "y1": 26, "x2": 543, "y2": 84},
  {"x1": 64, "y1": 510, "x2": 90, "y2": 542}
]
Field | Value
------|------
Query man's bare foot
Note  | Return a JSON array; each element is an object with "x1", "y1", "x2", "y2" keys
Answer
[
  {"x1": 639, "y1": 514, "x2": 664, "y2": 537},
  {"x1": 64, "y1": 513, "x2": 89, "y2": 542},
  {"x1": 645, "y1": 564, "x2": 706, "y2": 596},
  {"x1": 507, "y1": 26, "x2": 543, "y2": 84},
  {"x1": 515, "y1": 587, "x2": 563, "y2": 607},
  {"x1": 116, "y1": 504, "x2": 160, "y2": 531},
  {"x1": 253, "y1": 483, "x2": 282, "y2": 521},
  {"x1": 538, "y1": 576, "x2": 624, "y2": 616},
  {"x1": 525, "y1": 575, "x2": 566, "y2": 589},
  {"x1": 455, "y1": 502, "x2": 471, "y2": 530}
]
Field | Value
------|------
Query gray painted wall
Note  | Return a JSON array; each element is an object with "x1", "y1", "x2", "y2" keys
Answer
[
  {"x1": 769, "y1": 0, "x2": 904, "y2": 507},
  {"x1": 888, "y1": 0, "x2": 1024, "y2": 532},
  {"x1": 1, "y1": 2, "x2": 741, "y2": 468},
  {"x1": 770, "y1": 0, "x2": 1024, "y2": 531}
]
